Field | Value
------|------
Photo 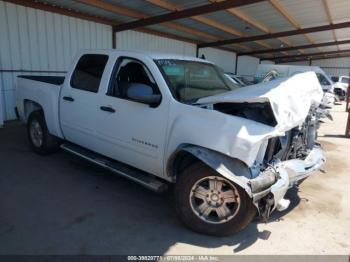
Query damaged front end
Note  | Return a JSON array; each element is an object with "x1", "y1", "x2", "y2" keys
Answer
[
  {"x1": 187, "y1": 72, "x2": 327, "y2": 222},
  {"x1": 250, "y1": 145, "x2": 325, "y2": 221},
  {"x1": 238, "y1": 105, "x2": 326, "y2": 221}
]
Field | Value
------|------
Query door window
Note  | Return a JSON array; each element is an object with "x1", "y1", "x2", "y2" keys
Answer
[
  {"x1": 108, "y1": 57, "x2": 159, "y2": 99},
  {"x1": 71, "y1": 54, "x2": 108, "y2": 93}
]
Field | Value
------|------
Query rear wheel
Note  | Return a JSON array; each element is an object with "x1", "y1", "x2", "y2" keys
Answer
[
  {"x1": 27, "y1": 111, "x2": 60, "y2": 155},
  {"x1": 175, "y1": 162, "x2": 256, "y2": 236}
]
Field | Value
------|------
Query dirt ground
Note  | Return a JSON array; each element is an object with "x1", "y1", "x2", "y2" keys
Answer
[{"x1": 0, "y1": 104, "x2": 349, "y2": 255}]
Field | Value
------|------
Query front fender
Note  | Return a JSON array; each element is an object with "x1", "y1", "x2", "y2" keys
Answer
[{"x1": 181, "y1": 145, "x2": 253, "y2": 196}]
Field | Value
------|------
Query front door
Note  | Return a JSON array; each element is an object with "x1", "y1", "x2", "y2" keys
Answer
[{"x1": 94, "y1": 56, "x2": 169, "y2": 176}]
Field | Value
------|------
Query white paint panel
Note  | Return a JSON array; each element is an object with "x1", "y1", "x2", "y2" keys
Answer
[
  {"x1": 198, "y1": 48, "x2": 236, "y2": 73},
  {"x1": 0, "y1": 1, "x2": 112, "y2": 122},
  {"x1": 237, "y1": 56, "x2": 260, "y2": 76},
  {"x1": 116, "y1": 30, "x2": 196, "y2": 57}
]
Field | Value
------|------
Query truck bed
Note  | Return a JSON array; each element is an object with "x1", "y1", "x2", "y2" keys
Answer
[
  {"x1": 16, "y1": 74, "x2": 64, "y2": 138},
  {"x1": 18, "y1": 75, "x2": 65, "y2": 86}
]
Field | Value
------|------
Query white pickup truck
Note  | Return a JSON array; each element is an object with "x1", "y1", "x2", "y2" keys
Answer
[{"x1": 16, "y1": 50, "x2": 325, "y2": 236}]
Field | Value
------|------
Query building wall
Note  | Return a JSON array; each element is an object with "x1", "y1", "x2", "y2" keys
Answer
[
  {"x1": 0, "y1": 1, "x2": 112, "y2": 124},
  {"x1": 279, "y1": 58, "x2": 350, "y2": 77},
  {"x1": 236, "y1": 55, "x2": 260, "y2": 77},
  {"x1": 260, "y1": 60, "x2": 275, "y2": 64},
  {"x1": 198, "y1": 47, "x2": 236, "y2": 73},
  {"x1": 312, "y1": 57, "x2": 350, "y2": 77},
  {"x1": 116, "y1": 30, "x2": 196, "y2": 56}
]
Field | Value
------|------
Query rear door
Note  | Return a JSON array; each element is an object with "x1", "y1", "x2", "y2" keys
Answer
[{"x1": 60, "y1": 54, "x2": 109, "y2": 149}]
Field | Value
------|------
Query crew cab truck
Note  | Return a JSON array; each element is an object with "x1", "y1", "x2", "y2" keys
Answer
[{"x1": 16, "y1": 50, "x2": 325, "y2": 236}]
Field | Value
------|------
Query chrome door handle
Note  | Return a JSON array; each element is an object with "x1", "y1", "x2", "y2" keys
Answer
[
  {"x1": 63, "y1": 96, "x2": 74, "y2": 102},
  {"x1": 100, "y1": 106, "x2": 116, "y2": 113}
]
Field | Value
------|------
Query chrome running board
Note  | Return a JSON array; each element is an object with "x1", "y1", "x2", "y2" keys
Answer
[{"x1": 61, "y1": 143, "x2": 168, "y2": 193}]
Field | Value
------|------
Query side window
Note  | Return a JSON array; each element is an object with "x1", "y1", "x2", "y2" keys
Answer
[
  {"x1": 109, "y1": 57, "x2": 159, "y2": 98},
  {"x1": 316, "y1": 73, "x2": 330, "y2": 86},
  {"x1": 341, "y1": 77, "x2": 349, "y2": 84},
  {"x1": 331, "y1": 76, "x2": 339, "y2": 82},
  {"x1": 71, "y1": 54, "x2": 108, "y2": 93}
]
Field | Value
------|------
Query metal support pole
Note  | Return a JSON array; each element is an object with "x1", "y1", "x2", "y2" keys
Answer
[
  {"x1": 112, "y1": 26, "x2": 116, "y2": 49},
  {"x1": 345, "y1": 70, "x2": 350, "y2": 137},
  {"x1": 234, "y1": 55, "x2": 238, "y2": 74},
  {"x1": 346, "y1": 71, "x2": 350, "y2": 112},
  {"x1": 196, "y1": 45, "x2": 199, "y2": 58}
]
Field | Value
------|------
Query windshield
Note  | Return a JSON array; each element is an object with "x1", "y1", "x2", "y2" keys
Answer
[{"x1": 155, "y1": 59, "x2": 240, "y2": 103}]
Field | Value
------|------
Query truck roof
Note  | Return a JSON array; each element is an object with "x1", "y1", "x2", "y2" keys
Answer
[{"x1": 79, "y1": 49, "x2": 212, "y2": 63}]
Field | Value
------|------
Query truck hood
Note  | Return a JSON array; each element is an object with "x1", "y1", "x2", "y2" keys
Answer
[{"x1": 197, "y1": 72, "x2": 323, "y2": 132}]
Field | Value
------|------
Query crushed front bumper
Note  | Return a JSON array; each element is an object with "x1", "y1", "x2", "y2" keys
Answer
[{"x1": 250, "y1": 145, "x2": 326, "y2": 220}]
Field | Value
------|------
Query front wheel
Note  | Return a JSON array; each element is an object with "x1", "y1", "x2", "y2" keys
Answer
[
  {"x1": 175, "y1": 162, "x2": 256, "y2": 236},
  {"x1": 27, "y1": 111, "x2": 61, "y2": 155}
]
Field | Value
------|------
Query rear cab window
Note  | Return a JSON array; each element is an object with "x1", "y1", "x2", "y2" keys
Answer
[{"x1": 71, "y1": 54, "x2": 109, "y2": 93}]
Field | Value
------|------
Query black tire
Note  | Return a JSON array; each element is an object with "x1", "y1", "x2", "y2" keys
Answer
[
  {"x1": 175, "y1": 162, "x2": 256, "y2": 236},
  {"x1": 27, "y1": 111, "x2": 61, "y2": 155}
]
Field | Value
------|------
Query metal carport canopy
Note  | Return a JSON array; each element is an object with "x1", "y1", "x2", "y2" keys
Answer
[{"x1": 4, "y1": 0, "x2": 350, "y2": 62}]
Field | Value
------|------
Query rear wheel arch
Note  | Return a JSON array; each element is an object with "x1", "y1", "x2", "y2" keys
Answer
[
  {"x1": 23, "y1": 100, "x2": 43, "y2": 122},
  {"x1": 26, "y1": 110, "x2": 61, "y2": 155}
]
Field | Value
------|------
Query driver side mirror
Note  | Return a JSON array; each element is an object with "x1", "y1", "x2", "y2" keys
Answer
[{"x1": 126, "y1": 83, "x2": 161, "y2": 107}]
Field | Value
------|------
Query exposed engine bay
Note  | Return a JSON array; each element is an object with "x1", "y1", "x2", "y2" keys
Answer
[
  {"x1": 203, "y1": 96, "x2": 330, "y2": 222},
  {"x1": 264, "y1": 106, "x2": 319, "y2": 163},
  {"x1": 213, "y1": 102, "x2": 278, "y2": 126}
]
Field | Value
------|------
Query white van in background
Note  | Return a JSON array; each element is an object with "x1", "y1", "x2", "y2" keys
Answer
[
  {"x1": 256, "y1": 64, "x2": 335, "y2": 92},
  {"x1": 331, "y1": 76, "x2": 348, "y2": 99}
]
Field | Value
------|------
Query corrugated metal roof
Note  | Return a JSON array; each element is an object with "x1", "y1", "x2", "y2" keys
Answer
[
  {"x1": 162, "y1": 0, "x2": 209, "y2": 9},
  {"x1": 327, "y1": 0, "x2": 350, "y2": 23},
  {"x1": 321, "y1": 46, "x2": 341, "y2": 52},
  {"x1": 308, "y1": 31, "x2": 335, "y2": 43},
  {"x1": 335, "y1": 28, "x2": 350, "y2": 40},
  {"x1": 338, "y1": 43, "x2": 350, "y2": 50},
  {"x1": 18, "y1": 0, "x2": 350, "y2": 60},
  {"x1": 172, "y1": 18, "x2": 235, "y2": 39},
  {"x1": 146, "y1": 24, "x2": 204, "y2": 42},
  {"x1": 105, "y1": 0, "x2": 167, "y2": 16},
  {"x1": 278, "y1": 0, "x2": 329, "y2": 28},
  {"x1": 238, "y1": 1, "x2": 295, "y2": 32},
  {"x1": 38, "y1": 0, "x2": 133, "y2": 22},
  {"x1": 203, "y1": 10, "x2": 264, "y2": 36}
]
